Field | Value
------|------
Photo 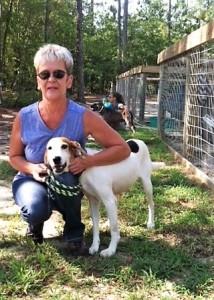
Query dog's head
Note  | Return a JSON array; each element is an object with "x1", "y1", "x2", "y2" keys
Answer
[{"x1": 44, "y1": 137, "x2": 86, "y2": 174}]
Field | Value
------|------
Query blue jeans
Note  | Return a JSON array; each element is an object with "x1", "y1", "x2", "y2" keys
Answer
[{"x1": 12, "y1": 172, "x2": 85, "y2": 243}]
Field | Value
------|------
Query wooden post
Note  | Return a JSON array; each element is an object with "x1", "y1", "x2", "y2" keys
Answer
[
  {"x1": 157, "y1": 66, "x2": 165, "y2": 138},
  {"x1": 183, "y1": 55, "x2": 190, "y2": 157},
  {"x1": 139, "y1": 73, "x2": 147, "y2": 122},
  {"x1": 158, "y1": 20, "x2": 214, "y2": 64}
]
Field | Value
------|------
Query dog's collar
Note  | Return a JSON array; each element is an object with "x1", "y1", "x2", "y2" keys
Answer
[{"x1": 45, "y1": 169, "x2": 81, "y2": 197}]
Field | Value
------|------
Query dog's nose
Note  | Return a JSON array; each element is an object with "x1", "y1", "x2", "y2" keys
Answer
[{"x1": 53, "y1": 156, "x2": 61, "y2": 165}]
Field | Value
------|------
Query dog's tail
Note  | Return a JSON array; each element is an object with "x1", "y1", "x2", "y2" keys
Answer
[{"x1": 152, "y1": 162, "x2": 166, "y2": 171}]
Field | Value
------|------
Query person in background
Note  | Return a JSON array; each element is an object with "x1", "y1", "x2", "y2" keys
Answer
[
  {"x1": 108, "y1": 92, "x2": 129, "y2": 114},
  {"x1": 9, "y1": 44, "x2": 131, "y2": 256},
  {"x1": 103, "y1": 92, "x2": 135, "y2": 132}
]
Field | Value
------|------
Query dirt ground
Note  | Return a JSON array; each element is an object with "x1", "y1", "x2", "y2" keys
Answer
[{"x1": 0, "y1": 106, "x2": 18, "y2": 158}]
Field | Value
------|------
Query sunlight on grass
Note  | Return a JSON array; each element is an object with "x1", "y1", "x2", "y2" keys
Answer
[{"x1": 0, "y1": 243, "x2": 82, "y2": 297}]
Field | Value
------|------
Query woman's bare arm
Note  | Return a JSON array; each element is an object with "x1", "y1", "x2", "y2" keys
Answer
[
  {"x1": 69, "y1": 109, "x2": 131, "y2": 174},
  {"x1": 9, "y1": 113, "x2": 47, "y2": 181}
]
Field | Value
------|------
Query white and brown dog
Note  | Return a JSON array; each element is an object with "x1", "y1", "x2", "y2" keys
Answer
[{"x1": 44, "y1": 137, "x2": 165, "y2": 257}]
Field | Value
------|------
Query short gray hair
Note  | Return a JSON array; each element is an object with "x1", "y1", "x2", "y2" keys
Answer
[{"x1": 34, "y1": 44, "x2": 74, "y2": 74}]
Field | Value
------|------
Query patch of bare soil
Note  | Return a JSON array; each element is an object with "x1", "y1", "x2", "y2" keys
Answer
[{"x1": 0, "y1": 109, "x2": 19, "y2": 244}]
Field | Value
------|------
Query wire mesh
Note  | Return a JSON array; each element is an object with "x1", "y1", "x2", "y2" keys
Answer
[
  {"x1": 159, "y1": 46, "x2": 214, "y2": 177},
  {"x1": 116, "y1": 74, "x2": 159, "y2": 123},
  {"x1": 159, "y1": 57, "x2": 186, "y2": 152}
]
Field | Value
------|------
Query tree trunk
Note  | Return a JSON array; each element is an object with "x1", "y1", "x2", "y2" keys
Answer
[
  {"x1": 89, "y1": 0, "x2": 94, "y2": 31},
  {"x1": 44, "y1": 0, "x2": 50, "y2": 43},
  {"x1": 167, "y1": 0, "x2": 171, "y2": 44},
  {"x1": 0, "y1": 0, "x2": 2, "y2": 73},
  {"x1": 76, "y1": 0, "x2": 84, "y2": 102},
  {"x1": 2, "y1": 0, "x2": 13, "y2": 70},
  {"x1": 122, "y1": 0, "x2": 128, "y2": 72},
  {"x1": 117, "y1": 0, "x2": 122, "y2": 74}
]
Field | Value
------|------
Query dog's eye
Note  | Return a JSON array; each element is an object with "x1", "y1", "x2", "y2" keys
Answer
[
  {"x1": 61, "y1": 144, "x2": 68, "y2": 149},
  {"x1": 48, "y1": 146, "x2": 52, "y2": 150}
]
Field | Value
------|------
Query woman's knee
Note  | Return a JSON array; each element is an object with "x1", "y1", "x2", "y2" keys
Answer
[
  {"x1": 20, "y1": 197, "x2": 52, "y2": 223},
  {"x1": 12, "y1": 178, "x2": 52, "y2": 223}
]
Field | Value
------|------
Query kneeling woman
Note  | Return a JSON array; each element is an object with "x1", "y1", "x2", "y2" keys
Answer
[{"x1": 9, "y1": 44, "x2": 131, "y2": 255}]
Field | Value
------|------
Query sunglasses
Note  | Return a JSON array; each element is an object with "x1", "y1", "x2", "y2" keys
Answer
[{"x1": 37, "y1": 69, "x2": 67, "y2": 80}]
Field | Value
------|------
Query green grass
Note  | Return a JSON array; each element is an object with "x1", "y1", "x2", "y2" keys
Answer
[
  {"x1": 0, "y1": 160, "x2": 16, "y2": 182},
  {"x1": 0, "y1": 128, "x2": 214, "y2": 299}
]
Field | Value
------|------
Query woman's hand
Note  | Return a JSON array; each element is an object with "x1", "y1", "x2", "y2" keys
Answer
[
  {"x1": 31, "y1": 163, "x2": 48, "y2": 182},
  {"x1": 69, "y1": 156, "x2": 90, "y2": 175}
]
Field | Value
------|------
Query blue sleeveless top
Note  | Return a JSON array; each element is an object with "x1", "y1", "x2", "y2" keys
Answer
[{"x1": 14, "y1": 100, "x2": 86, "y2": 181}]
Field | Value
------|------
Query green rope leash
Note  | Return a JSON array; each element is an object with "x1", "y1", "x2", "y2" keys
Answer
[{"x1": 45, "y1": 172, "x2": 82, "y2": 197}]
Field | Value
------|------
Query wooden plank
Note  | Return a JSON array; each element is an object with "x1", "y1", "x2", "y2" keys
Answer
[
  {"x1": 117, "y1": 65, "x2": 160, "y2": 78},
  {"x1": 157, "y1": 20, "x2": 214, "y2": 64},
  {"x1": 139, "y1": 73, "x2": 147, "y2": 121},
  {"x1": 147, "y1": 77, "x2": 160, "y2": 81}
]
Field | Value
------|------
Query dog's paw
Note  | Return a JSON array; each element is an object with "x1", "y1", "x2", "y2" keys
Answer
[
  {"x1": 147, "y1": 222, "x2": 155, "y2": 229},
  {"x1": 89, "y1": 244, "x2": 99, "y2": 255},
  {"x1": 100, "y1": 247, "x2": 116, "y2": 257}
]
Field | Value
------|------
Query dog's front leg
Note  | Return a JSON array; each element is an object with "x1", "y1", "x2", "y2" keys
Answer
[
  {"x1": 88, "y1": 198, "x2": 100, "y2": 255},
  {"x1": 100, "y1": 194, "x2": 120, "y2": 257}
]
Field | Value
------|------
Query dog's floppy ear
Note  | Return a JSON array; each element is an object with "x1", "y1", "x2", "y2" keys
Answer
[{"x1": 69, "y1": 141, "x2": 87, "y2": 158}]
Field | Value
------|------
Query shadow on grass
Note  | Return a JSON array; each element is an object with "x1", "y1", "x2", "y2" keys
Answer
[
  {"x1": 55, "y1": 230, "x2": 214, "y2": 297},
  {"x1": 0, "y1": 224, "x2": 213, "y2": 298}
]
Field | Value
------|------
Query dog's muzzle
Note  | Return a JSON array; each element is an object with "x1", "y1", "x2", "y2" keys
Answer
[
  {"x1": 51, "y1": 156, "x2": 67, "y2": 174},
  {"x1": 51, "y1": 163, "x2": 67, "y2": 174}
]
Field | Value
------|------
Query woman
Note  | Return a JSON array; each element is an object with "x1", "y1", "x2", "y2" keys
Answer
[
  {"x1": 9, "y1": 44, "x2": 130, "y2": 255},
  {"x1": 104, "y1": 92, "x2": 135, "y2": 132}
]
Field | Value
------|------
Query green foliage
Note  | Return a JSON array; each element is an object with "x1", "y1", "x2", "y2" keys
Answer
[
  {"x1": 127, "y1": 0, "x2": 168, "y2": 66},
  {"x1": 3, "y1": 90, "x2": 40, "y2": 108},
  {"x1": 0, "y1": 0, "x2": 76, "y2": 95},
  {"x1": 0, "y1": 161, "x2": 16, "y2": 181},
  {"x1": 0, "y1": 0, "x2": 212, "y2": 99}
]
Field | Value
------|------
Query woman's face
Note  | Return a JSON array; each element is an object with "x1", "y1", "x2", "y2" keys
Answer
[
  {"x1": 108, "y1": 94, "x2": 116, "y2": 104},
  {"x1": 36, "y1": 60, "x2": 73, "y2": 101}
]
